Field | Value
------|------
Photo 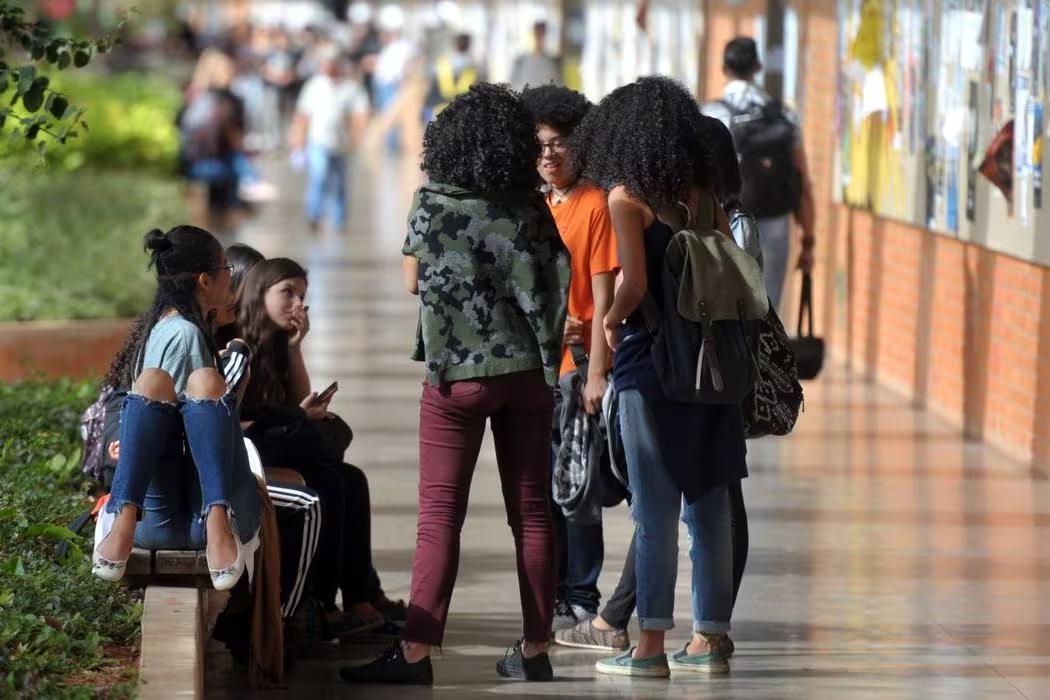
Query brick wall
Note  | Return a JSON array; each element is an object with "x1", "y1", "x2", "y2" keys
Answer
[
  {"x1": 703, "y1": 0, "x2": 1050, "y2": 468},
  {"x1": 0, "y1": 320, "x2": 129, "y2": 382}
]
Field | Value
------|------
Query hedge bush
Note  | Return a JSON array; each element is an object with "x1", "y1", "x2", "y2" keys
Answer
[
  {"x1": 0, "y1": 379, "x2": 141, "y2": 698},
  {"x1": 0, "y1": 168, "x2": 186, "y2": 321},
  {"x1": 0, "y1": 70, "x2": 181, "y2": 174}
]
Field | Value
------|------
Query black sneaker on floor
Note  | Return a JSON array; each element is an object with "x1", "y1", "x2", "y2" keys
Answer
[
  {"x1": 374, "y1": 597, "x2": 408, "y2": 625},
  {"x1": 340, "y1": 643, "x2": 434, "y2": 685},
  {"x1": 495, "y1": 641, "x2": 554, "y2": 682}
]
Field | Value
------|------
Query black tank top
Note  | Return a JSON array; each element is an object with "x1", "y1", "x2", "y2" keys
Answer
[{"x1": 625, "y1": 219, "x2": 674, "y2": 328}]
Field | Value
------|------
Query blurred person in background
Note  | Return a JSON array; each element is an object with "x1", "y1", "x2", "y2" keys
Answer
[
  {"x1": 347, "y1": 2, "x2": 382, "y2": 103},
  {"x1": 424, "y1": 33, "x2": 481, "y2": 122},
  {"x1": 289, "y1": 49, "x2": 371, "y2": 234},
  {"x1": 372, "y1": 4, "x2": 415, "y2": 153},
  {"x1": 261, "y1": 28, "x2": 299, "y2": 143},
  {"x1": 178, "y1": 43, "x2": 253, "y2": 231},
  {"x1": 230, "y1": 25, "x2": 276, "y2": 153},
  {"x1": 702, "y1": 37, "x2": 815, "y2": 312},
  {"x1": 511, "y1": 21, "x2": 561, "y2": 90}
]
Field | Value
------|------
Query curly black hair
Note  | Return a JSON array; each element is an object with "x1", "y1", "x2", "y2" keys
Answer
[
  {"x1": 572, "y1": 76, "x2": 714, "y2": 211},
  {"x1": 520, "y1": 84, "x2": 591, "y2": 136},
  {"x1": 421, "y1": 82, "x2": 540, "y2": 192}
]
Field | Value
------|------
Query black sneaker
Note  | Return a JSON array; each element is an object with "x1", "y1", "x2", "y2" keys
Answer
[
  {"x1": 340, "y1": 643, "x2": 434, "y2": 685},
  {"x1": 374, "y1": 596, "x2": 408, "y2": 625},
  {"x1": 495, "y1": 641, "x2": 554, "y2": 682}
]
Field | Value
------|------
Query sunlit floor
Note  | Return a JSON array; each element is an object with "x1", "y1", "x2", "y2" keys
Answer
[{"x1": 206, "y1": 154, "x2": 1050, "y2": 699}]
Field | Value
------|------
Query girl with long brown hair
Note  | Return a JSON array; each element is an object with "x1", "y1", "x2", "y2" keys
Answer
[{"x1": 236, "y1": 258, "x2": 400, "y2": 637}]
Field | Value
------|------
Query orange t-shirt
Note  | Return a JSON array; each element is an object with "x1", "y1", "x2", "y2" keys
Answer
[{"x1": 547, "y1": 182, "x2": 620, "y2": 377}]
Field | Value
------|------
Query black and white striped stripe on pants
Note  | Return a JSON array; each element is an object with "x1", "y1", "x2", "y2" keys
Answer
[{"x1": 268, "y1": 482, "x2": 322, "y2": 619}]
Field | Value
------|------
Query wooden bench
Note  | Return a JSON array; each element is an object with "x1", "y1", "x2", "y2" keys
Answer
[{"x1": 127, "y1": 549, "x2": 211, "y2": 700}]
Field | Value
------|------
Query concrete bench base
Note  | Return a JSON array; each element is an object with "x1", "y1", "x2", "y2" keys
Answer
[
  {"x1": 139, "y1": 587, "x2": 205, "y2": 699},
  {"x1": 132, "y1": 549, "x2": 215, "y2": 700}
]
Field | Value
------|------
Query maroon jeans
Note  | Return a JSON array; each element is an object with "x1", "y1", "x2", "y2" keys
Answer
[{"x1": 403, "y1": 370, "x2": 556, "y2": 646}]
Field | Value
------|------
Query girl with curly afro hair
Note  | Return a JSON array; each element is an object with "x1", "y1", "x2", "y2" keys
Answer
[
  {"x1": 420, "y1": 82, "x2": 541, "y2": 191},
  {"x1": 574, "y1": 77, "x2": 745, "y2": 679},
  {"x1": 343, "y1": 83, "x2": 571, "y2": 686}
]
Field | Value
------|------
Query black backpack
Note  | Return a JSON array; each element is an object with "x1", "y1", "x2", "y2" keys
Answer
[
  {"x1": 639, "y1": 216, "x2": 768, "y2": 405},
  {"x1": 723, "y1": 100, "x2": 802, "y2": 218}
]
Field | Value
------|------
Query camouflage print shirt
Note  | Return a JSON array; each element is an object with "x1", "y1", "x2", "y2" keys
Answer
[{"x1": 403, "y1": 181, "x2": 571, "y2": 387}]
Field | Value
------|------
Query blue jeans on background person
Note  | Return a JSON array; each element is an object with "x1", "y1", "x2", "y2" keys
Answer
[
  {"x1": 618, "y1": 388, "x2": 733, "y2": 634},
  {"x1": 757, "y1": 214, "x2": 792, "y2": 312},
  {"x1": 105, "y1": 393, "x2": 261, "y2": 549},
  {"x1": 305, "y1": 144, "x2": 348, "y2": 230},
  {"x1": 551, "y1": 493, "x2": 605, "y2": 613},
  {"x1": 373, "y1": 80, "x2": 401, "y2": 153}
]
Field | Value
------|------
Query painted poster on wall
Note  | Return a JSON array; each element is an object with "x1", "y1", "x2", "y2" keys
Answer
[{"x1": 833, "y1": 0, "x2": 1049, "y2": 265}]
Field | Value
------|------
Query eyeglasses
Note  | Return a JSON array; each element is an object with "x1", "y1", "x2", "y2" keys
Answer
[
  {"x1": 539, "y1": 139, "x2": 569, "y2": 154},
  {"x1": 210, "y1": 264, "x2": 234, "y2": 275}
]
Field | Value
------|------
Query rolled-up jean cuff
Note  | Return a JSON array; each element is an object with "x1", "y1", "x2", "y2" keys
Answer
[
  {"x1": 694, "y1": 621, "x2": 731, "y2": 634},
  {"x1": 639, "y1": 616, "x2": 675, "y2": 631},
  {"x1": 105, "y1": 498, "x2": 143, "y2": 518},
  {"x1": 200, "y1": 499, "x2": 233, "y2": 525}
]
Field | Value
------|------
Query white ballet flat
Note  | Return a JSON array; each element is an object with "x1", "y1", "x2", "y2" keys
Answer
[
  {"x1": 91, "y1": 507, "x2": 129, "y2": 583},
  {"x1": 208, "y1": 512, "x2": 261, "y2": 591}
]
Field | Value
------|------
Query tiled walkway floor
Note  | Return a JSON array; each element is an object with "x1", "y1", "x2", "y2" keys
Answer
[{"x1": 207, "y1": 155, "x2": 1050, "y2": 699}]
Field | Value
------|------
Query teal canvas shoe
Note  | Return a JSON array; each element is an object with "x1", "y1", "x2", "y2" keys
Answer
[
  {"x1": 668, "y1": 642, "x2": 730, "y2": 674},
  {"x1": 595, "y1": 648, "x2": 670, "y2": 678}
]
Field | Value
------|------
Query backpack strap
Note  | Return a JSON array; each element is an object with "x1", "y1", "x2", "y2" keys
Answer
[
  {"x1": 696, "y1": 301, "x2": 723, "y2": 393},
  {"x1": 718, "y1": 99, "x2": 745, "y2": 117}
]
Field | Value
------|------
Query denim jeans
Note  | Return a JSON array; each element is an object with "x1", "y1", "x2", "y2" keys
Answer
[
  {"x1": 551, "y1": 381, "x2": 604, "y2": 613},
  {"x1": 305, "y1": 145, "x2": 348, "y2": 229},
  {"x1": 552, "y1": 494, "x2": 605, "y2": 613},
  {"x1": 602, "y1": 479, "x2": 748, "y2": 630},
  {"x1": 619, "y1": 389, "x2": 733, "y2": 633},
  {"x1": 757, "y1": 214, "x2": 792, "y2": 312},
  {"x1": 373, "y1": 81, "x2": 401, "y2": 153},
  {"x1": 104, "y1": 393, "x2": 261, "y2": 549}
]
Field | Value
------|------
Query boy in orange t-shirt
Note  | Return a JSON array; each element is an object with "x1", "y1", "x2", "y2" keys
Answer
[
  {"x1": 522, "y1": 84, "x2": 619, "y2": 631},
  {"x1": 524, "y1": 87, "x2": 619, "y2": 411}
]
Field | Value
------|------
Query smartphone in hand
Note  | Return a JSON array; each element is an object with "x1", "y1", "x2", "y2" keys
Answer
[{"x1": 316, "y1": 381, "x2": 339, "y2": 403}]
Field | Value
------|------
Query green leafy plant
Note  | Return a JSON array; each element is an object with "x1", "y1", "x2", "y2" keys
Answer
[
  {"x1": 0, "y1": 1, "x2": 128, "y2": 155},
  {"x1": 0, "y1": 379, "x2": 141, "y2": 697}
]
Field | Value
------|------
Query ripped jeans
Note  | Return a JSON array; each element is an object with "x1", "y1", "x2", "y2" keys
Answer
[{"x1": 104, "y1": 392, "x2": 261, "y2": 549}]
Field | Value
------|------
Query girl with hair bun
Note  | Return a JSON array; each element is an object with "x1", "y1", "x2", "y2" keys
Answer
[{"x1": 94, "y1": 225, "x2": 261, "y2": 592}]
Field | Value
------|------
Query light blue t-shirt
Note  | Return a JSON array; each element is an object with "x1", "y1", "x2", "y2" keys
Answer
[{"x1": 142, "y1": 315, "x2": 214, "y2": 395}]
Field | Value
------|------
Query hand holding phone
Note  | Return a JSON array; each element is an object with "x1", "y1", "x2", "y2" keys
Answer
[{"x1": 316, "y1": 381, "x2": 339, "y2": 403}]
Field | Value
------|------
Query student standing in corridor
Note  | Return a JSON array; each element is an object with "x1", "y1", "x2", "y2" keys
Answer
[
  {"x1": 575, "y1": 77, "x2": 746, "y2": 678},
  {"x1": 341, "y1": 83, "x2": 570, "y2": 686},
  {"x1": 521, "y1": 84, "x2": 619, "y2": 631}
]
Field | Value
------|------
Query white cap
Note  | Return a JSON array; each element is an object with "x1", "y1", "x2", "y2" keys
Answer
[
  {"x1": 348, "y1": 2, "x2": 372, "y2": 26},
  {"x1": 436, "y1": 0, "x2": 462, "y2": 27},
  {"x1": 377, "y1": 4, "x2": 405, "y2": 33}
]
